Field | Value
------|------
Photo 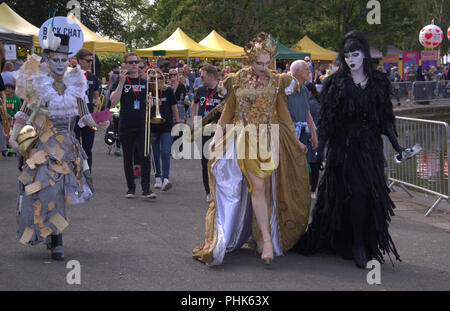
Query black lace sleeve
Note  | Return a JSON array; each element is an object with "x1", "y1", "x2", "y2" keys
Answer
[
  {"x1": 375, "y1": 71, "x2": 404, "y2": 153},
  {"x1": 317, "y1": 74, "x2": 339, "y2": 155}
]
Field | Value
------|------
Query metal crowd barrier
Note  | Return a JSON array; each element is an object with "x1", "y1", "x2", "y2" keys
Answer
[
  {"x1": 391, "y1": 81, "x2": 414, "y2": 104},
  {"x1": 391, "y1": 80, "x2": 450, "y2": 104},
  {"x1": 383, "y1": 116, "x2": 450, "y2": 216}
]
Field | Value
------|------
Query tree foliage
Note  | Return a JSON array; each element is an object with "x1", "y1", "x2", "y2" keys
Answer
[{"x1": 2, "y1": 0, "x2": 449, "y2": 56}]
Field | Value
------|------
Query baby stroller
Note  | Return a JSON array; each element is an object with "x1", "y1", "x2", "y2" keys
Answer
[{"x1": 104, "y1": 106, "x2": 121, "y2": 155}]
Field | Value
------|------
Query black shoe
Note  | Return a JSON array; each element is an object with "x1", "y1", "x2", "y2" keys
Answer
[
  {"x1": 51, "y1": 234, "x2": 64, "y2": 261},
  {"x1": 352, "y1": 245, "x2": 368, "y2": 269},
  {"x1": 125, "y1": 188, "x2": 135, "y2": 199},
  {"x1": 142, "y1": 191, "x2": 157, "y2": 199}
]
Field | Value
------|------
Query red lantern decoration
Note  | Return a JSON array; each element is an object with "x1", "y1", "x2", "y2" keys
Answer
[
  {"x1": 419, "y1": 24, "x2": 443, "y2": 48},
  {"x1": 448, "y1": 26, "x2": 450, "y2": 41}
]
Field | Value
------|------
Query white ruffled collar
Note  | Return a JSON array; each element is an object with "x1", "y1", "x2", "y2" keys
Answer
[{"x1": 32, "y1": 65, "x2": 88, "y2": 118}]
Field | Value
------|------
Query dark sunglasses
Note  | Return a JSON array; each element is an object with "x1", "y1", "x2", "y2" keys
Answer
[
  {"x1": 83, "y1": 58, "x2": 93, "y2": 63},
  {"x1": 5, "y1": 85, "x2": 15, "y2": 89},
  {"x1": 127, "y1": 60, "x2": 140, "y2": 64},
  {"x1": 169, "y1": 74, "x2": 177, "y2": 77},
  {"x1": 157, "y1": 77, "x2": 164, "y2": 80},
  {"x1": 138, "y1": 66, "x2": 145, "y2": 69}
]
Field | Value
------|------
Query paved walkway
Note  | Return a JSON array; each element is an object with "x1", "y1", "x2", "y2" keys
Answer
[{"x1": 0, "y1": 132, "x2": 449, "y2": 291}]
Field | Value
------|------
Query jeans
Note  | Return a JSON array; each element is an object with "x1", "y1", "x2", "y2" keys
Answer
[
  {"x1": 0, "y1": 123, "x2": 7, "y2": 152},
  {"x1": 151, "y1": 131, "x2": 173, "y2": 179},
  {"x1": 119, "y1": 126, "x2": 151, "y2": 192},
  {"x1": 74, "y1": 120, "x2": 96, "y2": 170}
]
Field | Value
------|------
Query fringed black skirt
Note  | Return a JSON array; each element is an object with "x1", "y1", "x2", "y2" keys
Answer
[{"x1": 294, "y1": 129, "x2": 401, "y2": 264}]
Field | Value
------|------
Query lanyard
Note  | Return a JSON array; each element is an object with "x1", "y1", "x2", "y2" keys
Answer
[
  {"x1": 126, "y1": 76, "x2": 141, "y2": 100},
  {"x1": 204, "y1": 89, "x2": 215, "y2": 111}
]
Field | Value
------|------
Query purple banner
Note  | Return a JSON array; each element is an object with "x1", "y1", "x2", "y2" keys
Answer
[{"x1": 402, "y1": 52, "x2": 420, "y2": 77}]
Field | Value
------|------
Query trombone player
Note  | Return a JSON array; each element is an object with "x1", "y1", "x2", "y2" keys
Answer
[
  {"x1": 148, "y1": 67, "x2": 180, "y2": 192},
  {"x1": 110, "y1": 52, "x2": 157, "y2": 199}
]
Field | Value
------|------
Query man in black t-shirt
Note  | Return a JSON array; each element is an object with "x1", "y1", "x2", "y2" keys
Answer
[
  {"x1": 74, "y1": 49, "x2": 99, "y2": 171},
  {"x1": 192, "y1": 65, "x2": 224, "y2": 202},
  {"x1": 110, "y1": 52, "x2": 156, "y2": 199}
]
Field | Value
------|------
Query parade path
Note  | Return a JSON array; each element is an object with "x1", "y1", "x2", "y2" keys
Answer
[{"x1": 1, "y1": 132, "x2": 449, "y2": 291}]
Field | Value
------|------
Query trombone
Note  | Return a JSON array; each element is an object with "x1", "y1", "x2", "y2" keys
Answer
[{"x1": 145, "y1": 68, "x2": 165, "y2": 158}]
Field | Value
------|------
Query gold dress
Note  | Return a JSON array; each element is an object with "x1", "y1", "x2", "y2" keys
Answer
[{"x1": 192, "y1": 68, "x2": 311, "y2": 265}]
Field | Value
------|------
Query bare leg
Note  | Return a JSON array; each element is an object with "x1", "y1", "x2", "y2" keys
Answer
[{"x1": 248, "y1": 171, "x2": 273, "y2": 263}]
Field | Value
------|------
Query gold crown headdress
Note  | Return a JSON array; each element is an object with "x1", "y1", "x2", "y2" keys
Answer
[{"x1": 244, "y1": 32, "x2": 278, "y2": 63}]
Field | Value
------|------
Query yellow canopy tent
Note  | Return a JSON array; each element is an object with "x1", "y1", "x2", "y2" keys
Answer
[
  {"x1": 291, "y1": 35, "x2": 338, "y2": 61},
  {"x1": 198, "y1": 30, "x2": 245, "y2": 58},
  {"x1": 0, "y1": 2, "x2": 39, "y2": 46},
  {"x1": 67, "y1": 13, "x2": 125, "y2": 52},
  {"x1": 135, "y1": 28, "x2": 222, "y2": 58}
]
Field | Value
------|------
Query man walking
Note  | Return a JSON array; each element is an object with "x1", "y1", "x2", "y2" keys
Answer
[
  {"x1": 191, "y1": 65, "x2": 224, "y2": 202},
  {"x1": 288, "y1": 60, "x2": 318, "y2": 154},
  {"x1": 74, "y1": 48, "x2": 99, "y2": 171},
  {"x1": 110, "y1": 52, "x2": 156, "y2": 199}
]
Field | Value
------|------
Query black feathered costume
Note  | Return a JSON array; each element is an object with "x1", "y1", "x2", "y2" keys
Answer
[{"x1": 295, "y1": 31, "x2": 403, "y2": 267}]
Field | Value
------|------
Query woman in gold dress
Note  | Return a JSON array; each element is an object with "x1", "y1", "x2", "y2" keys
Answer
[{"x1": 192, "y1": 33, "x2": 311, "y2": 266}]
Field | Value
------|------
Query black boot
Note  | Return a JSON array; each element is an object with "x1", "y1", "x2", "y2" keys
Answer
[
  {"x1": 352, "y1": 244, "x2": 368, "y2": 269},
  {"x1": 51, "y1": 234, "x2": 64, "y2": 261}
]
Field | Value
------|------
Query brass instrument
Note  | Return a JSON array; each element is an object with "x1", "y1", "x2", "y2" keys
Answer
[
  {"x1": 147, "y1": 69, "x2": 166, "y2": 125},
  {"x1": 93, "y1": 92, "x2": 106, "y2": 113},
  {"x1": 188, "y1": 103, "x2": 223, "y2": 142},
  {"x1": 144, "y1": 69, "x2": 152, "y2": 157},
  {"x1": 145, "y1": 68, "x2": 166, "y2": 157}
]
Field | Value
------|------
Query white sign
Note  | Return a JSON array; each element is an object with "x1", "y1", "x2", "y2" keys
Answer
[
  {"x1": 4, "y1": 44, "x2": 17, "y2": 61},
  {"x1": 39, "y1": 16, "x2": 84, "y2": 57}
]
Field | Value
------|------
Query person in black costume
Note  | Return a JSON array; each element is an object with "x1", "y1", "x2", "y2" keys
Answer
[{"x1": 294, "y1": 31, "x2": 407, "y2": 269}]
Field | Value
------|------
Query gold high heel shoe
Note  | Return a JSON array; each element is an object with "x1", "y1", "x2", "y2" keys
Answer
[{"x1": 261, "y1": 239, "x2": 274, "y2": 266}]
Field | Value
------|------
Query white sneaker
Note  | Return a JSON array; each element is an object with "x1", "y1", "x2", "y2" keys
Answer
[
  {"x1": 311, "y1": 193, "x2": 317, "y2": 199},
  {"x1": 161, "y1": 178, "x2": 172, "y2": 191},
  {"x1": 206, "y1": 194, "x2": 211, "y2": 202},
  {"x1": 154, "y1": 177, "x2": 162, "y2": 189}
]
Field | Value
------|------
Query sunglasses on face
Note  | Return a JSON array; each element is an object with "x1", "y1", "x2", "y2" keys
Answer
[
  {"x1": 169, "y1": 74, "x2": 177, "y2": 77},
  {"x1": 138, "y1": 66, "x2": 145, "y2": 69},
  {"x1": 157, "y1": 77, "x2": 164, "y2": 80},
  {"x1": 83, "y1": 58, "x2": 93, "y2": 63},
  {"x1": 5, "y1": 85, "x2": 15, "y2": 89},
  {"x1": 127, "y1": 60, "x2": 140, "y2": 64}
]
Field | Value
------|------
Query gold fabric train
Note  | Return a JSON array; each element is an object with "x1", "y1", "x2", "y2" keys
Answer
[{"x1": 192, "y1": 69, "x2": 311, "y2": 264}]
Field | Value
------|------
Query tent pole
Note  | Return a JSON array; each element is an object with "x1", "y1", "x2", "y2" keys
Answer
[
  {"x1": 223, "y1": 57, "x2": 225, "y2": 69},
  {"x1": 93, "y1": 51, "x2": 96, "y2": 76},
  {"x1": 187, "y1": 57, "x2": 190, "y2": 66}
]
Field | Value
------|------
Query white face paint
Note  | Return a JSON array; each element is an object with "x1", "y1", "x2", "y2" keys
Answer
[
  {"x1": 344, "y1": 50, "x2": 364, "y2": 72},
  {"x1": 48, "y1": 53, "x2": 69, "y2": 76}
]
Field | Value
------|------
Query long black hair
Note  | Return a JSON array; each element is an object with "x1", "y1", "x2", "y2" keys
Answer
[
  {"x1": 336, "y1": 30, "x2": 375, "y2": 80},
  {"x1": 304, "y1": 81, "x2": 320, "y2": 101}
]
